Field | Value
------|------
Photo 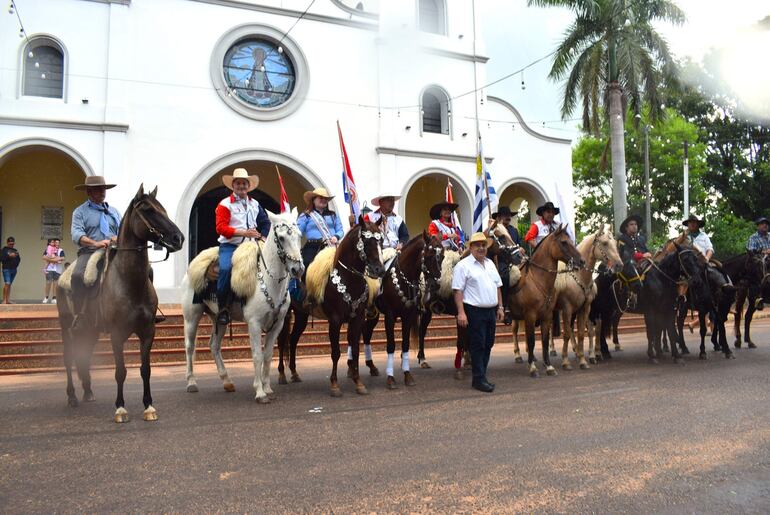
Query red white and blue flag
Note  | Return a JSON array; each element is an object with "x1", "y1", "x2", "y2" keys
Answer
[
  {"x1": 276, "y1": 166, "x2": 291, "y2": 214},
  {"x1": 446, "y1": 179, "x2": 462, "y2": 232},
  {"x1": 337, "y1": 120, "x2": 360, "y2": 219}
]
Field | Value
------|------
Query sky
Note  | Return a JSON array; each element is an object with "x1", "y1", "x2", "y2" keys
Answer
[{"x1": 479, "y1": 0, "x2": 770, "y2": 143}]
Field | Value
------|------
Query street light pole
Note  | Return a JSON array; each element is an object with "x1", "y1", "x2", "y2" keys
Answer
[
  {"x1": 644, "y1": 125, "x2": 651, "y2": 237},
  {"x1": 683, "y1": 139, "x2": 689, "y2": 218}
]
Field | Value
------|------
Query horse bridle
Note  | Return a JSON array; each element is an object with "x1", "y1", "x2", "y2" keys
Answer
[
  {"x1": 259, "y1": 222, "x2": 302, "y2": 281},
  {"x1": 332, "y1": 227, "x2": 383, "y2": 316},
  {"x1": 391, "y1": 242, "x2": 443, "y2": 308},
  {"x1": 110, "y1": 198, "x2": 172, "y2": 263}
]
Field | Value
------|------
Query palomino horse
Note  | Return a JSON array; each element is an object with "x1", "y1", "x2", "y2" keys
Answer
[
  {"x1": 278, "y1": 217, "x2": 386, "y2": 396},
  {"x1": 552, "y1": 224, "x2": 622, "y2": 370},
  {"x1": 57, "y1": 185, "x2": 184, "y2": 422},
  {"x1": 181, "y1": 210, "x2": 304, "y2": 403},
  {"x1": 722, "y1": 251, "x2": 770, "y2": 349},
  {"x1": 507, "y1": 225, "x2": 584, "y2": 378},
  {"x1": 360, "y1": 232, "x2": 444, "y2": 389}
]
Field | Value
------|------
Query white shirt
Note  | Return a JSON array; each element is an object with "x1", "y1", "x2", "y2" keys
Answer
[
  {"x1": 688, "y1": 231, "x2": 714, "y2": 255},
  {"x1": 368, "y1": 210, "x2": 403, "y2": 249},
  {"x1": 452, "y1": 255, "x2": 503, "y2": 308}
]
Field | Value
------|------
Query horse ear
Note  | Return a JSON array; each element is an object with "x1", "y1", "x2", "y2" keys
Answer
[
  {"x1": 267, "y1": 209, "x2": 279, "y2": 225},
  {"x1": 134, "y1": 183, "x2": 144, "y2": 200},
  {"x1": 149, "y1": 186, "x2": 158, "y2": 198},
  {"x1": 290, "y1": 206, "x2": 298, "y2": 219}
]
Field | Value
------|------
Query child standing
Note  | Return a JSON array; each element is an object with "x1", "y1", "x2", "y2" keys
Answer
[{"x1": 42, "y1": 238, "x2": 65, "y2": 304}]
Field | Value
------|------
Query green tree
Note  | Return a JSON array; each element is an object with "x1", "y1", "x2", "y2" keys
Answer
[{"x1": 528, "y1": 0, "x2": 685, "y2": 229}]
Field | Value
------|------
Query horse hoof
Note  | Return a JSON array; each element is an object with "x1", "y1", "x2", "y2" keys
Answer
[
  {"x1": 386, "y1": 376, "x2": 399, "y2": 389},
  {"x1": 699, "y1": 353, "x2": 707, "y2": 360},
  {"x1": 420, "y1": 361, "x2": 432, "y2": 369},
  {"x1": 588, "y1": 357, "x2": 597, "y2": 365},
  {"x1": 681, "y1": 348, "x2": 690, "y2": 355},
  {"x1": 290, "y1": 373, "x2": 302, "y2": 383},
  {"x1": 82, "y1": 391, "x2": 95, "y2": 403},
  {"x1": 579, "y1": 362, "x2": 589, "y2": 370},
  {"x1": 726, "y1": 353, "x2": 736, "y2": 360},
  {"x1": 454, "y1": 369, "x2": 463, "y2": 381},
  {"x1": 404, "y1": 371, "x2": 416, "y2": 387},
  {"x1": 330, "y1": 387, "x2": 343, "y2": 398},
  {"x1": 355, "y1": 384, "x2": 369, "y2": 395},
  {"x1": 256, "y1": 395, "x2": 271, "y2": 404},
  {"x1": 649, "y1": 358, "x2": 658, "y2": 365},
  {"x1": 67, "y1": 397, "x2": 79, "y2": 408},
  {"x1": 143, "y1": 406, "x2": 158, "y2": 421},
  {"x1": 347, "y1": 367, "x2": 355, "y2": 379},
  {"x1": 514, "y1": 356, "x2": 523, "y2": 364},
  {"x1": 278, "y1": 374, "x2": 288, "y2": 385},
  {"x1": 614, "y1": 345, "x2": 623, "y2": 352},
  {"x1": 186, "y1": 383, "x2": 199, "y2": 393},
  {"x1": 546, "y1": 367, "x2": 558, "y2": 376},
  {"x1": 747, "y1": 342, "x2": 757, "y2": 349},
  {"x1": 674, "y1": 358, "x2": 685, "y2": 366},
  {"x1": 549, "y1": 350, "x2": 558, "y2": 357},
  {"x1": 562, "y1": 362, "x2": 573, "y2": 371},
  {"x1": 734, "y1": 341, "x2": 741, "y2": 349},
  {"x1": 530, "y1": 370, "x2": 540, "y2": 378},
  {"x1": 223, "y1": 382, "x2": 236, "y2": 393},
  {"x1": 366, "y1": 361, "x2": 380, "y2": 376},
  {"x1": 114, "y1": 407, "x2": 129, "y2": 424}
]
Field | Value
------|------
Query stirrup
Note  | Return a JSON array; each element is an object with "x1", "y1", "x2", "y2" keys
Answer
[{"x1": 217, "y1": 309, "x2": 231, "y2": 326}]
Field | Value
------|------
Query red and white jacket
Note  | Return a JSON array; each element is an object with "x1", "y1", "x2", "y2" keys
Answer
[{"x1": 215, "y1": 194, "x2": 270, "y2": 245}]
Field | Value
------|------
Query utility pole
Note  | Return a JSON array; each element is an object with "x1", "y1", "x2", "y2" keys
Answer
[
  {"x1": 644, "y1": 125, "x2": 651, "y2": 237},
  {"x1": 683, "y1": 140, "x2": 689, "y2": 217}
]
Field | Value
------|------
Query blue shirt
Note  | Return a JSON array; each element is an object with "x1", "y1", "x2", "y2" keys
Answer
[
  {"x1": 71, "y1": 200, "x2": 122, "y2": 246},
  {"x1": 297, "y1": 210, "x2": 344, "y2": 241},
  {"x1": 747, "y1": 231, "x2": 770, "y2": 252}
]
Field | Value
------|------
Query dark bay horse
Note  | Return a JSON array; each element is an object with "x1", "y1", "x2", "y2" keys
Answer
[
  {"x1": 722, "y1": 251, "x2": 770, "y2": 349},
  {"x1": 361, "y1": 232, "x2": 444, "y2": 389},
  {"x1": 57, "y1": 185, "x2": 184, "y2": 422},
  {"x1": 508, "y1": 226, "x2": 584, "y2": 377},
  {"x1": 278, "y1": 217, "x2": 386, "y2": 396}
]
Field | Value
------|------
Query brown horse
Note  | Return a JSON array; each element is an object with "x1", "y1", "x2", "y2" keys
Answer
[
  {"x1": 508, "y1": 226, "x2": 584, "y2": 377},
  {"x1": 278, "y1": 217, "x2": 386, "y2": 396},
  {"x1": 361, "y1": 232, "x2": 444, "y2": 389},
  {"x1": 57, "y1": 185, "x2": 184, "y2": 422}
]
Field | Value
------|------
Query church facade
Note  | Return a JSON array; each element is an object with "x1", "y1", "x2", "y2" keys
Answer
[{"x1": 0, "y1": 0, "x2": 572, "y2": 301}]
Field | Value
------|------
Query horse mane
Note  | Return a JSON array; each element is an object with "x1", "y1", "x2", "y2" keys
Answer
[
  {"x1": 530, "y1": 224, "x2": 565, "y2": 257},
  {"x1": 334, "y1": 224, "x2": 361, "y2": 266},
  {"x1": 399, "y1": 233, "x2": 425, "y2": 263}
]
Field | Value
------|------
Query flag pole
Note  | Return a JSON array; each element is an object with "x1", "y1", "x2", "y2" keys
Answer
[
  {"x1": 472, "y1": 0, "x2": 493, "y2": 226},
  {"x1": 337, "y1": 120, "x2": 355, "y2": 220}
]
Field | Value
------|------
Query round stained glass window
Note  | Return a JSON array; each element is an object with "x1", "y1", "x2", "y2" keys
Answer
[{"x1": 223, "y1": 39, "x2": 296, "y2": 109}]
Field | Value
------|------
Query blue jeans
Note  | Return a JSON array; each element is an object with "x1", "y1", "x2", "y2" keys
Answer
[
  {"x1": 217, "y1": 243, "x2": 237, "y2": 299},
  {"x1": 2, "y1": 268, "x2": 17, "y2": 284},
  {"x1": 464, "y1": 303, "x2": 496, "y2": 382}
]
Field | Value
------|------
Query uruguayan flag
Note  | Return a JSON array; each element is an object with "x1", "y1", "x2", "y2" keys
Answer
[{"x1": 473, "y1": 137, "x2": 498, "y2": 232}]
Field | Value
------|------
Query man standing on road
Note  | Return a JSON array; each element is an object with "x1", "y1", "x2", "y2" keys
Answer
[
  {"x1": 453, "y1": 232, "x2": 504, "y2": 393},
  {"x1": 1, "y1": 236, "x2": 21, "y2": 304}
]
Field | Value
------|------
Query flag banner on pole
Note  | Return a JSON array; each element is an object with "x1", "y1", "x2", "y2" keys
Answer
[
  {"x1": 446, "y1": 179, "x2": 462, "y2": 233},
  {"x1": 473, "y1": 137, "x2": 498, "y2": 232},
  {"x1": 554, "y1": 180, "x2": 576, "y2": 242},
  {"x1": 337, "y1": 121, "x2": 360, "y2": 219},
  {"x1": 276, "y1": 167, "x2": 291, "y2": 214}
]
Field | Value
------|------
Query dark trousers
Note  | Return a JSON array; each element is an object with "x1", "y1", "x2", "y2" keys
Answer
[
  {"x1": 301, "y1": 241, "x2": 325, "y2": 268},
  {"x1": 464, "y1": 303, "x2": 496, "y2": 382}
]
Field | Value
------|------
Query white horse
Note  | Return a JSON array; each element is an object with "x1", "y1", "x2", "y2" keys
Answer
[{"x1": 181, "y1": 210, "x2": 304, "y2": 403}]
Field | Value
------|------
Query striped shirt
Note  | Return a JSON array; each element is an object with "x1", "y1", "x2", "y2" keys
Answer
[{"x1": 747, "y1": 231, "x2": 770, "y2": 252}]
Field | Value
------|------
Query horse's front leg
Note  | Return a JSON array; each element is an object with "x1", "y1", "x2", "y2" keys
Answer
[
  {"x1": 384, "y1": 312, "x2": 398, "y2": 389},
  {"x1": 744, "y1": 290, "x2": 758, "y2": 348},
  {"x1": 698, "y1": 310, "x2": 708, "y2": 359},
  {"x1": 575, "y1": 305, "x2": 590, "y2": 370},
  {"x1": 277, "y1": 310, "x2": 291, "y2": 385},
  {"x1": 289, "y1": 309, "x2": 308, "y2": 383},
  {"x1": 418, "y1": 310, "x2": 432, "y2": 368},
  {"x1": 733, "y1": 288, "x2": 746, "y2": 347},
  {"x1": 560, "y1": 308, "x2": 574, "y2": 370},
  {"x1": 357, "y1": 313, "x2": 379, "y2": 378},
  {"x1": 62, "y1": 327, "x2": 78, "y2": 407},
  {"x1": 247, "y1": 318, "x2": 269, "y2": 403},
  {"x1": 401, "y1": 313, "x2": 415, "y2": 386},
  {"x1": 329, "y1": 317, "x2": 343, "y2": 397},
  {"x1": 541, "y1": 313, "x2": 557, "y2": 376},
  {"x1": 136, "y1": 325, "x2": 159, "y2": 421},
  {"x1": 110, "y1": 331, "x2": 130, "y2": 423},
  {"x1": 512, "y1": 319, "x2": 524, "y2": 363},
  {"x1": 261, "y1": 318, "x2": 286, "y2": 399},
  {"x1": 209, "y1": 318, "x2": 235, "y2": 392},
  {"x1": 347, "y1": 315, "x2": 368, "y2": 395},
  {"x1": 525, "y1": 315, "x2": 538, "y2": 378}
]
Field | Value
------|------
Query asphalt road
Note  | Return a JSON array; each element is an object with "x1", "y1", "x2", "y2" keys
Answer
[{"x1": 2, "y1": 321, "x2": 770, "y2": 513}]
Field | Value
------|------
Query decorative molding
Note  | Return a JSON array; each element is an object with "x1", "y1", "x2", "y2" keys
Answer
[
  {"x1": 0, "y1": 137, "x2": 97, "y2": 177},
  {"x1": 377, "y1": 146, "x2": 493, "y2": 163},
  {"x1": 80, "y1": 0, "x2": 131, "y2": 4},
  {"x1": 422, "y1": 47, "x2": 488, "y2": 64},
  {"x1": 0, "y1": 116, "x2": 129, "y2": 133},
  {"x1": 486, "y1": 96, "x2": 572, "y2": 144},
  {"x1": 188, "y1": 0, "x2": 377, "y2": 31},
  {"x1": 329, "y1": 0, "x2": 379, "y2": 20}
]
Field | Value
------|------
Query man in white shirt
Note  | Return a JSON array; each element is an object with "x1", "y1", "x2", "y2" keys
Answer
[
  {"x1": 683, "y1": 215, "x2": 714, "y2": 261},
  {"x1": 453, "y1": 232, "x2": 504, "y2": 393}
]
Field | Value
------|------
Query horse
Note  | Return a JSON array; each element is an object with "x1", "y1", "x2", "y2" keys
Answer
[
  {"x1": 550, "y1": 224, "x2": 622, "y2": 370},
  {"x1": 360, "y1": 232, "x2": 444, "y2": 389},
  {"x1": 507, "y1": 226, "x2": 584, "y2": 378},
  {"x1": 181, "y1": 210, "x2": 304, "y2": 403},
  {"x1": 722, "y1": 251, "x2": 770, "y2": 349},
  {"x1": 57, "y1": 185, "x2": 185, "y2": 422},
  {"x1": 278, "y1": 216, "x2": 386, "y2": 396}
]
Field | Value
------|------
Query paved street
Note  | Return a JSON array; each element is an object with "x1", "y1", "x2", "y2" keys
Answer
[{"x1": 1, "y1": 321, "x2": 770, "y2": 513}]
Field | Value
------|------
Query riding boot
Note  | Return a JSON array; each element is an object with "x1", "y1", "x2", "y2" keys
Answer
[{"x1": 217, "y1": 289, "x2": 233, "y2": 326}]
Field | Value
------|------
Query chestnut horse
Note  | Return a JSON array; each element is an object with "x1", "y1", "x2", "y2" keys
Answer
[
  {"x1": 57, "y1": 185, "x2": 184, "y2": 422},
  {"x1": 278, "y1": 217, "x2": 386, "y2": 396}
]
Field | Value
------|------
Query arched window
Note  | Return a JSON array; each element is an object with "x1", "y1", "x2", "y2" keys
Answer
[
  {"x1": 418, "y1": 0, "x2": 446, "y2": 35},
  {"x1": 23, "y1": 38, "x2": 64, "y2": 99},
  {"x1": 421, "y1": 87, "x2": 450, "y2": 135}
]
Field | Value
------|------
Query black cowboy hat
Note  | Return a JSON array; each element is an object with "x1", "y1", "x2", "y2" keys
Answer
[
  {"x1": 619, "y1": 214, "x2": 644, "y2": 235},
  {"x1": 491, "y1": 206, "x2": 514, "y2": 219},
  {"x1": 535, "y1": 201, "x2": 560, "y2": 216},
  {"x1": 755, "y1": 216, "x2": 770, "y2": 226},
  {"x1": 430, "y1": 202, "x2": 459, "y2": 220},
  {"x1": 682, "y1": 214, "x2": 705, "y2": 228}
]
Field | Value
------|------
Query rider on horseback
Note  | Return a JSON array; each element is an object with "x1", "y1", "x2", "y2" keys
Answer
[
  {"x1": 297, "y1": 188, "x2": 343, "y2": 267},
  {"x1": 747, "y1": 217, "x2": 770, "y2": 255},
  {"x1": 683, "y1": 214, "x2": 714, "y2": 261},
  {"x1": 215, "y1": 168, "x2": 271, "y2": 326},
  {"x1": 617, "y1": 214, "x2": 652, "y2": 264},
  {"x1": 367, "y1": 192, "x2": 409, "y2": 251},
  {"x1": 524, "y1": 201, "x2": 560, "y2": 249},
  {"x1": 428, "y1": 202, "x2": 464, "y2": 251}
]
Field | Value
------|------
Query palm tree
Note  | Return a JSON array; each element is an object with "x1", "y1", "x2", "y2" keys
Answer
[{"x1": 528, "y1": 0, "x2": 684, "y2": 229}]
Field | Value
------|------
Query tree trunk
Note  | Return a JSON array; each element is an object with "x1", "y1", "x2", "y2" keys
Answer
[{"x1": 608, "y1": 82, "x2": 627, "y2": 230}]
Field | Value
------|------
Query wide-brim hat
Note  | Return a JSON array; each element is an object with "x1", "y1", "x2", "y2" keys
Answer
[
  {"x1": 468, "y1": 232, "x2": 493, "y2": 247},
  {"x1": 682, "y1": 214, "x2": 704, "y2": 228},
  {"x1": 430, "y1": 202, "x2": 459, "y2": 220},
  {"x1": 755, "y1": 216, "x2": 770, "y2": 226},
  {"x1": 74, "y1": 175, "x2": 117, "y2": 191},
  {"x1": 620, "y1": 214, "x2": 644, "y2": 234},
  {"x1": 492, "y1": 206, "x2": 514, "y2": 219},
  {"x1": 371, "y1": 193, "x2": 402, "y2": 207},
  {"x1": 536, "y1": 201, "x2": 560, "y2": 216},
  {"x1": 223, "y1": 168, "x2": 259, "y2": 192},
  {"x1": 303, "y1": 187, "x2": 335, "y2": 205}
]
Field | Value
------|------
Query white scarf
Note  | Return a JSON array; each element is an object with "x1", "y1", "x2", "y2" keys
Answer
[{"x1": 309, "y1": 210, "x2": 335, "y2": 246}]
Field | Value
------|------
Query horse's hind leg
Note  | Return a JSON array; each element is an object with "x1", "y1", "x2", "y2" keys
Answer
[
  {"x1": 357, "y1": 314, "x2": 379, "y2": 378},
  {"x1": 209, "y1": 319, "x2": 235, "y2": 392},
  {"x1": 401, "y1": 314, "x2": 415, "y2": 386},
  {"x1": 62, "y1": 327, "x2": 78, "y2": 407},
  {"x1": 289, "y1": 310, "x2": 309, "y2": 383},
  {"x1": 384, "y1": 313, "x2": 398, "y2": 389},
  {"x1": 183, "y1": 307, "x2": 203, "y2": 392},
  {"x1": 347, "y1": 317, "x2": 368, "y2": 395},
  {"x1": 541, "y1": 316, "x2": 557, "y2": 376},
  {"x1": 745, "y1": 291, "x2": 757, "y2": 348},
  {"x1": 277, "y1": 311, "x2": 291, "y2": 385},
  {"x1": 512, "y1": 319, "x2": 524, "y2": 364},
  {"x1": 137, "y1": 326, "x2": 159, "y2": 421},
  {"x1": 247, "y1": 318, "x2": 269, "y2": 404},
  {"x1": 418, "y1": 310, "x2": 432, "y2": 368},
  {"x1": 75, "y1": 329, "x2": 98, "y2": 403},
  {"x1": 110, "y1": 333, "x2": 130, "y2": 423},
  {"x1": 575, "y1": 306, "x2": 590, "y2": 369},
  {"x1": 733, "y1": 288, "x2": 746, "y2": 348},
  {"x1": 560, "y1": 309, "x2": 574, "y2": 370}
]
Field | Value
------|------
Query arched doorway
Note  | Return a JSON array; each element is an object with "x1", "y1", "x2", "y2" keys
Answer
[
  {"x1": 402, "y1": 170, "x2": 473, "y2": 238},
  {"x1": 497, "y1": 178, "x2": 549, "y2": 236},
  {"x1": 0, "y1": 142, "x2": 90, "y2": 301},
  {"x1": 188, "y1": 160, "x2": 313, "y2": 261}
]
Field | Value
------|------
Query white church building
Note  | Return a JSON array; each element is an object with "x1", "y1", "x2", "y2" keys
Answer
[{"x1": 0, "y1": 0, "x2": 572, "y2": 302}]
